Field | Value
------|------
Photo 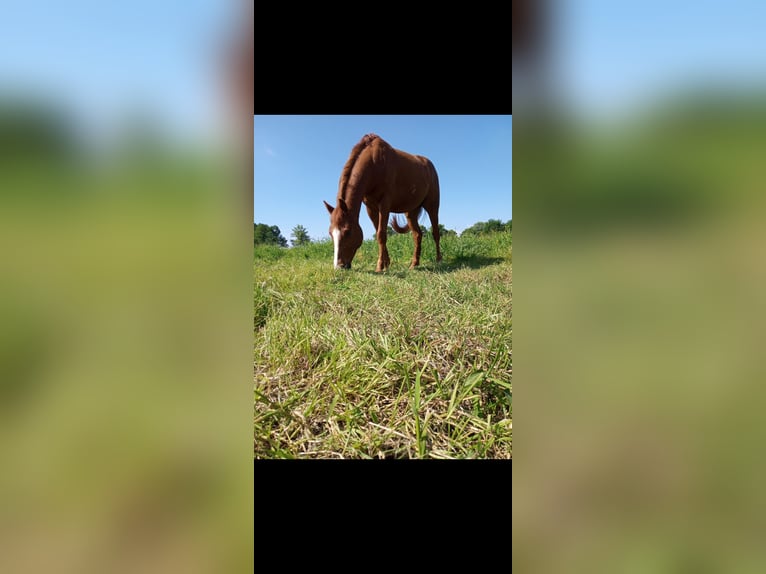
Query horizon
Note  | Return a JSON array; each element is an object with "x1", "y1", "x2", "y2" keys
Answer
[{"x1": 254, "y1": 115, "x2": 512, "y2": 242}]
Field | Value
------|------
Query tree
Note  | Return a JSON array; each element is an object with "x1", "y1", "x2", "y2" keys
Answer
[
  {"x1": 461, "y1": 218, "x2": 511, "y2": 237},
  {"x1": 254, "y1": 223, "x2": 287, "y2": 247},
  {"x1": 426, "y1": 223, "x2": 457, "y2": 237},
  {"x1": 461, "y1": 221, "x2": 486, "y2": 236},
  {"x1": 485, "y1": 219, "x2": 505, "y2": 233},
  {"x1": 291, "y1": 225, "x2": 311, "y2": 246}
]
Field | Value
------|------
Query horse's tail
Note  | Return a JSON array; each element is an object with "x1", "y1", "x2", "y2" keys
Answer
[
  {"x1": 390, "y1": 215, "x2": 410, "y2": 234},
  {"x1": 390, "y1": 208, "x2": 423, "y2": 234}
]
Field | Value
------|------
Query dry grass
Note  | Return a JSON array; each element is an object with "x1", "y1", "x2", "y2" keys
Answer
[{"x1": 254, "y1": 231, "x2": 511, "y2": 458}]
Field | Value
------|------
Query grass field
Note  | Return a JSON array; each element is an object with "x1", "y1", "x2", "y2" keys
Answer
[{"x1": 254, "y1": 230, "x2": 512, "y2": 458}]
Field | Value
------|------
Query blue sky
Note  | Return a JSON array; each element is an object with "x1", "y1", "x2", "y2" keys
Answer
[
  {"x1": 0, "y1": 0, "x2": 232, "y2": 142},
  {"x1": 254, "y1": 116, "x2": 512, "y2": 242}
]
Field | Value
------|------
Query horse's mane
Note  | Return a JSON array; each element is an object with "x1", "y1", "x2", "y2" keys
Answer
[{"x1": 338, "y1": 133, "x2": 380, "y2": 199}]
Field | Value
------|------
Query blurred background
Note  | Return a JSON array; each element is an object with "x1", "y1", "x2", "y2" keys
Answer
[
  {"x1": 0, "y1": 1, "x2": 252, "y2": 572},
  {"x1": 514, "y1": 0, "x2": 766, "y2": 572}
]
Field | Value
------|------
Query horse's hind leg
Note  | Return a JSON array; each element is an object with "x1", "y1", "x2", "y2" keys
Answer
[
  {"x1": 406, "y1": 211, "x2": 423, "y2": 269},
  {"x1": 424, "y1": 204, "x2": 442, "y2": 263}
]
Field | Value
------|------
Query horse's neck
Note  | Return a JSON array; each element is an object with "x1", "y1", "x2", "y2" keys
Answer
[{"x1": 339, "y1": 188, "x2": 364, "y2": 218}]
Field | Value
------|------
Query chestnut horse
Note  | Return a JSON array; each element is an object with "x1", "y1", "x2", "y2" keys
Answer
[{"x1": 323, "y1": 134, "x2": 442, "y2": 271}]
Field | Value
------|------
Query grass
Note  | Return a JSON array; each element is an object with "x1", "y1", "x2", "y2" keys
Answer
[{"x1": 254, "y1": 230, "x2": 511, "y2": 458}]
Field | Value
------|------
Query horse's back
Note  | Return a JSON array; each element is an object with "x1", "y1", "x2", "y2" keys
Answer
[
  {"x1": 351, "y1": 136, "x2": 439, "y2": 210},
  {"x1": 390, "y1": 149, "x2": 436, "y2": 180}
]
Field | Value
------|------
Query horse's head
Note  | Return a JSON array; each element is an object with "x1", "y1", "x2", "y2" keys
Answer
[{"x1": 324, "y1": 198, "x2": 363, "y2": 269}]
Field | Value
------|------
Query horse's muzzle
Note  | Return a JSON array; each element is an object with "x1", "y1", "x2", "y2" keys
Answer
[{"x1": 337, "y1": 262, "x2": 351, "y2": 270}]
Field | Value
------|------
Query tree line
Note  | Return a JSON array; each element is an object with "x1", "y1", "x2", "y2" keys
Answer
[
  {"x1": 461, "y1": 218, "x2": 512, "y2": 235},
  {"x1": 254, "y1": 219, "x2": 511, "y2": 247}
]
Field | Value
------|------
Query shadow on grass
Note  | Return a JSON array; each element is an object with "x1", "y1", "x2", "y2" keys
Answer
[
  {"x1": 430, "y1": 256, "x2": 507, "y2": 273},
  {"x1": 359, "y1": 256, "x2": 507, "y2": 276}
]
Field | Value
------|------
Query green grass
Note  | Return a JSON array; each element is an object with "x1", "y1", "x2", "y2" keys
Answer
[{"x1": 254, "y1": 231, "x2": 511, "y2": 458}]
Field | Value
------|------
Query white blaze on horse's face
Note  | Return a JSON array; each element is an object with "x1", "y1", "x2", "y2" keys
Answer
[{"x1": 332, "y1": 227, "x2": 341, "y2": 269}]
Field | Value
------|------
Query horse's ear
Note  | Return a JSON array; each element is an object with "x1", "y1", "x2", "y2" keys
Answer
[
  {"x1": 323, "y1": 200, "x2": 334, "y2": 215},
  {"x1": 338, "y1": 198, "x2": 348, "y2": 212}
]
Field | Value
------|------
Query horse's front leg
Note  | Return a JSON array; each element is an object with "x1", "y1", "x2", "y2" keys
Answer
[{"x1": 376, "y1": 209, "x2": 391, "y2": 272}]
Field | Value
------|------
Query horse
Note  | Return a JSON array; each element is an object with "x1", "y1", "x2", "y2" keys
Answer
[{"x1": 323, "y1": 133, "x2": 442, "y2": 272}]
